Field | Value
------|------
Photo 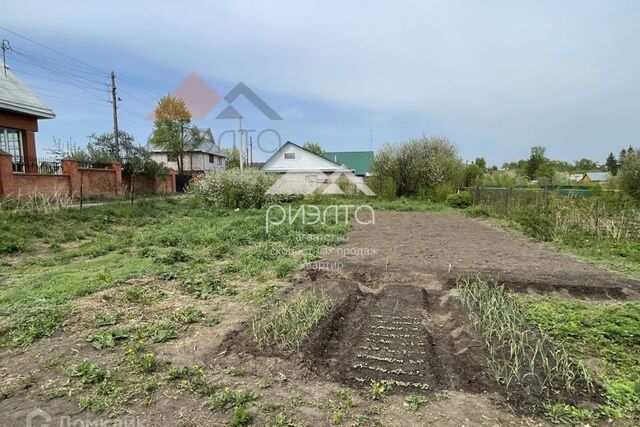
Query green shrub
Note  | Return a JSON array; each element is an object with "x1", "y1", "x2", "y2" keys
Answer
[
  {"x1": 370, "y1": 136, "x2": 463, "y2": 197},
  {"x1": 446, "y1": 192, "x2": 473, "y2": 208},
  {"x1": 189, "y1": 169, "x2": 278, "y2": 209},
  {"x1": 465, "y1": 205, "x2": 491, "y2": 217},
  {"x1": 619, "y1": 151, "x2": 640, "y2": 202}
]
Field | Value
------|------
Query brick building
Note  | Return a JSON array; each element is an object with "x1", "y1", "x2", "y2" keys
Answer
[{"x1": 0, "y1": 67, "x2": 55, "y2": 172}]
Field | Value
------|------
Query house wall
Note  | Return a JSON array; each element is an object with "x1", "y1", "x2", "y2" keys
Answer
[
  {"x1": 150, "y1": 152, "x2": 226, "y2": 173},
  {"x1": 261, "y1": 143, "x2": 343, "y2": 173},
  {"x1": 0, "y1": 110, "x2": 39, "y2": 173}
]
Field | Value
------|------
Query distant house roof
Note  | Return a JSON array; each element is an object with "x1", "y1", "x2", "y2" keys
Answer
[
  {"x1": 568, "y1": 173, "x2": 584, "y2": 182},
  {"x1": 584, "y1": 172, "x2": 610, "y2": 182},
  {"x1": 261, "y1": 141, "x2": 345, "y2": 173},
  {"x1": 324, "y1": 151, "x2": 374, "y2": 175},
  {"x1": 0, "y1": 67, "x2": 55, "y2": 119},
  {"x1": 147, "y1": 128, "x2": 226, "y2": 157}
]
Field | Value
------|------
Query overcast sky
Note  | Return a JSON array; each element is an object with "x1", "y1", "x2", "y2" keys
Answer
[{"x1": 2, "y1": 1, "x2": 639, "y2": 165}]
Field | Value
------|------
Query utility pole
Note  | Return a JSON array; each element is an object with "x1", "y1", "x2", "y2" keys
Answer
[
  {"x1": 238, "y1": 117, "x2": 244, "y2": 172},
  {"x1": 1, "y1": 40, "x2": 11, "y2": 77},
  {"x1": 110, "y1": 71, "x2": 120, "y2": 158}
]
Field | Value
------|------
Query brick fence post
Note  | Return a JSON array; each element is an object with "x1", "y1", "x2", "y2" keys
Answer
[
  {"x1": 62, "y1": 158, "x2": 80, "y2": 197},
  {"x1": 0, "y1": 151, "x2": 15, "y2": 196},
  {"x1": 112, "y1": 162, "x2": 122, "y2": 196}
]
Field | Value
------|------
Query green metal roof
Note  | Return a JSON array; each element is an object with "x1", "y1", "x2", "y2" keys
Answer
[{"x1": 323, "y1": 151, "x2": 374, "y2": 175}]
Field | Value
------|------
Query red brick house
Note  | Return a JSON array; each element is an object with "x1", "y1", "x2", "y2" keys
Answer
[{"x1": 0, "y1": 68, "x2": 55, "y2": 172}]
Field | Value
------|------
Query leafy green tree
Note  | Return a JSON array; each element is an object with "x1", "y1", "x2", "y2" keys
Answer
[
  {"x1": 149, "y1": 96, "x2": 202, "y2": 175},
  {"x1": 474, "y1": 157, "x2": 487, "y2": 171},
  {"x1": 618, "y1": 151, "x2": 640, "y2": 202},
  {"x1": 463, "y1": 163, "x2": 483, "y2": 187},
  {"x1": 526, "y1": 146, "x2": 548, "y2": 180},
  {"x1": 605, "y1": 152, "x2": 619, "y2": 176},
  {"x1": 223, "y1": 148, "x2": 240, "y2": 169},
  {"x1": 303, "y1": 142, "x2": 324, "y2": 156},
  {"x1": 574, "y1": 158, "x2": 599, "y2": 172}
]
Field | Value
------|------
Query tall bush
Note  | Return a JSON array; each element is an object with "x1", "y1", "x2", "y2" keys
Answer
[
  {"x1": 370, "y1": 136, "x2": 463, "y2": 197},
  {"x1": 189, "y1": 169, "x2": 277, "y2": 209},
  {"x1": 619, "y1": 151, "x2": 640, "y2": 202}
]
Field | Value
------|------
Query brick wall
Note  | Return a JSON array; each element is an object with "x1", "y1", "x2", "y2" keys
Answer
[{"x1": 0, "y1": 151, "x2": 177, "y2": 198}]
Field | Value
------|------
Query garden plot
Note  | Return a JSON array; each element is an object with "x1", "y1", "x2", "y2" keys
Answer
[{"x1": 308, "y1": 283, "x2": 494, "y2": 395}]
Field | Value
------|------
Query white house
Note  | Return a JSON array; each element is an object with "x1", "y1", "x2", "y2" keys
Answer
[
  {"x1": 148, "y1": 128, "x2": 226, "y2": 174},
  {"x1": 261, "y1": 141, "x2": 374, "y2": 195},
  {"x1": 260, "y1": 141, "x2": 345, "y2": 174}
]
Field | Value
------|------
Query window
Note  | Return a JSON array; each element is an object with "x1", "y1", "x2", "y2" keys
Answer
[
  {"x1": 218, "y1": 156, "x2": 223, "y2": 165},
  {"x1": 0, "y1": 127, "x2": 23, "y2": 160},
  {"x1": 209, "y1": 154, "x2": 215, "y2": 163},
  {"x1": 167, "y1": 153, "x2": 178, "y2": 162},
  {"x1": 284, "y1": 152, "x2": 295, "y2": 159}
]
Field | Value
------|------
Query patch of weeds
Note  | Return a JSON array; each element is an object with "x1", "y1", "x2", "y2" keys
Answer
[
  {"x1": 87, "y1": 330, "x2": 115, "y2": 349},
  {"x1": 241, "y1": 284, "x2": 279, "y2": 308},
  {"x1": 232, "y1": 404, "x2": 253, "y2": 426},
  {"x1": 171, "y1": 307, "x2": 202, "y2": 324},
  {"x1": 180, "y1": 276, "x2": 236, "y2": 299},
  {"x1": 127, "y1": 350, "x2": 159, "y2": 374},
  {"x1": 335, "y1": 388, "x2": 356, "y2": 408},
  {"x1": 369, "y1": 381, "x2": 390, "y2": 401},
  {"x1": 123, "y1": 285, "x2": 145, "y2": 303},
  {"x1": 78, "y1": 395, "x2": 106, "y2": 413},
  {"x1": 144, "y1": 321, "x2": 176, "y2": 343},
  {"x1": 207, "y1": 387, "x2": 259, "y2": 413},
  {"x1": 252, "y1": 291, "x2": 332, "y2": 351},
  {"x1": 260, "y1": 402, "x2": 283, "y2": 414},
  {"x1": 167, "y1": 365, "x2": 217, "y2": 396},
  {"x1": 290, "y1": 391, "x2": 303, "y2": 408},
  {"x1": 544, "y1": 402, "x2": 594, "y2": 424},
  {"x1": 519, "y1": 295, "x2": 640, "y2": 419},
  {"x1": 274, "y1": 259, "x2": 296, "y2": 279},
  {"x1": 94, "y1": 313, "x2": 118, "y2": 327},
  {"x1": 87, "y1": 327, "x2": 130, "y2": 349},
  {"x1": 204, "y1": 313, "x2": 221, "y2": 326},
  {"x1": 70, "y1": 360, "x2": 110, "y2": 385},
  {"x1": 268, "y1": 411, "x2": 302, "y2": 427},
  {"x1": 226, "y1": 367, "x2": 247, "y2": 377},
  {"x1": 433, "y1": 390, "x2": 451, "y2": 401},
  {"x1": 3, "y1": 304, "x2": 67, "y2": 347},
  {"x1": 404, "y1": 394, "x2": 427, "y2": 412},
  {"x1": 142, "y1": 377, "x2": 159, "y2": 394},
  {"x1": 157, "y1": 248, "x2": 191, "y2": 265}
]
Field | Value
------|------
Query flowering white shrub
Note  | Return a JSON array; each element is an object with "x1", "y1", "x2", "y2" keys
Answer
[{"x1": 189, "y1": 169, "x2": 279, "y2": 209}]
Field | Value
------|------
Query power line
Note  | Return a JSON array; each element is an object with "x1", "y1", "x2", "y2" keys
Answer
[{"x1": 0, "y1": 24, "x2": 107, "y2": 75}]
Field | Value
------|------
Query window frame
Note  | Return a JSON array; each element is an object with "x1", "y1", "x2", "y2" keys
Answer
[
  {"x1": 284, "y1": 152, "x2": 296, "y2": 160},
  {"x1": 0, "y1": 127, "x2": 24, "y2": 160}
]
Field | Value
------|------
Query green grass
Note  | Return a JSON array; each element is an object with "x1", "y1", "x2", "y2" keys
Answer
[
  {"x1": 518, "y1": 295, "x2": 640, "y2": 421},
  {"x1": 252, "y1": 291, "x2": 332, "y2": 351},
  {"x1": 0, "y1": 197, "x2": 350, "y2": 347}
]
